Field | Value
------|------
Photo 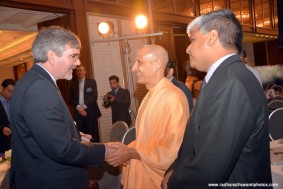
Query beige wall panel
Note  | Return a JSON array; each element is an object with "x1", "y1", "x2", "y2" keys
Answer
[
  {"x1": 120, "y1": 19, "x2": 148, "y2": 127},
  {"x1": 87, "y1": 14, "x2": 149, "y2": 142},
  {"x1": 88, "y1": 14, "x2": 123, "y2": 142}
]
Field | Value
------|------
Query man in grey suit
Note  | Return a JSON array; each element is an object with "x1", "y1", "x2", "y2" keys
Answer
[
  {"x1": 162, "y1": 9, "x2": 272, "y2": 189},
  {"x1": 9, "y1": 26, "x2": 110, "y2": 189},
  {"x1": 70, "y1": 65, "x2": 102, "y2": 142}
]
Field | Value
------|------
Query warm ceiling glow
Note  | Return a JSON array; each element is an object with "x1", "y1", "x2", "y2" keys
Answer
[
  {"x1": 135, "y1": 15, "x2": 148, "y2": 29},
  {"x1": 97, "y1": 22, "x2": 113, "y2": 35}
]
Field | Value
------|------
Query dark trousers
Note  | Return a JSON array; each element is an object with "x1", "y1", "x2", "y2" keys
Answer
[{"x1": 75, "y1": 113, "x2": 100, "y2": 142}]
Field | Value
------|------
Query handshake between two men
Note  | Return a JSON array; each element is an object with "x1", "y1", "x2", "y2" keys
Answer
[
  {"x1": 80, "y1": 133, "x2": 140, "y2": 166},
  {"x1": 105, "y1": 142, "x2": 141, "y2": 167}
]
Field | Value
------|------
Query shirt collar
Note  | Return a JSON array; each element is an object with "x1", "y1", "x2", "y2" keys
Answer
[
  {"x1": 0, "y1": 94, "x2": 8, "y2": 103},
  {"x1": 114, "y1": 87, "x2": 120, "y2": 93},
  {"x1": 79, "y1": 77, "x2": 85, "y2": 82},
  {"x1": 205, "y1": 54, "x2": 235, "y2": 83},
  {"x1": 36, "y1": 63, "x2": 57, "y2": 85}
]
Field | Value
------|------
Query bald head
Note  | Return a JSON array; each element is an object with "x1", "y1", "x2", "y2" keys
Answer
[
  {"x1": 132, "y1": 44, "x2": 169, "y2": 89},
  {"x1": 138, "y1": 44, "x2": 168, "y2": 69}
]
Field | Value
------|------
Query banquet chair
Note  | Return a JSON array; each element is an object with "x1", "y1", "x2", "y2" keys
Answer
[
  {"x1": 108, "y1": 121, "x2": 129, "y2": 142},
  {"x1": 269, "y1": 107, "x2": 283, "y2": 140},
  {"x1": 271, "y1": 95, "x2": 283, "y2": 102},
  {"x1": 122, "y1": 126, "x2": 136, "y2": 145},
  {"x1": 96, "y1": 121, "x2": 128, "y2": 189},
  {"x1": 268, "y1": 100, "x2": 283, "y2": 112}
]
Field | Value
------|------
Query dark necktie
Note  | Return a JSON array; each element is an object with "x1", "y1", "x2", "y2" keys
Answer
[{"x1": 113, "y1": 90, "x2": 116, "y2": 95}]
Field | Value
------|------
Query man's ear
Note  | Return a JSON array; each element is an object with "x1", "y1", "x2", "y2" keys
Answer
[
  {"x1": 153, "y1": 59, "x2": 161, "y2": 71},
  {"x1": 207, "y1": 29, "x2": 218, "y2": 46},
  {"x1": 47, "y1": 51, "x2": 57, "y2": 65}
]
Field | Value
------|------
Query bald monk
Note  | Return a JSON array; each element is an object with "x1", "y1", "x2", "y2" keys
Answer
[{"x1": 106, "y1": 44, "x2": 189, "y2": 189}]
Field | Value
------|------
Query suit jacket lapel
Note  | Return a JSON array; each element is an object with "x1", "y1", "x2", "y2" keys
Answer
[
  {"x1": 209, "y1": 54, "x2": 242, "y2": 83},
  {"x1": 34, "y1": 65, "x2": 81, "y2": 139},
  {"x1": 0, "y1": 101, "x2": 9, "y2": 123},
  {"x1": 33, "y1": 65, "x2": 59, "y2": 91}
]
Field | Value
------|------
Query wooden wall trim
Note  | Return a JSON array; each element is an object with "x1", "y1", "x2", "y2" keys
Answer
[
  {"x1": 256, "y1": 27, "x2": 279, "y2": 35},
  {"x1": 85, "y1": 1, "x2": 146, "y2": 18},
  {"x1": 71, "y1": 0, "x2": 94, "y2": 79},
  {"x1": 153, "y1": 12, "x2": 194, "y2": 26},
  {"x1": 0, "y1": 0, "x2": 73, "y2": 10}
]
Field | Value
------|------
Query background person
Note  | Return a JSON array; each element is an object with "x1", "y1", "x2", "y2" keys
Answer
[
  {"x1": 184, "y1": 61, "x2": 205, "y2": 103},
  {"x1": 241, "y1": 49, "x2": 263, "y2": 87},
  {"x1": 70, "y1": 65, "x2": 101, "y2": 142},
  {"x1": 162, "y1": 9, "x2": 272, "y2": 189},
  {"x1": 102, "y1": 75, "x2": 131, "y2": 126},
  {"x1": 10, "y1": 26, "x2": 108, "y2": 189},
  {"x1": 165, "y1": 59, "x2": 194, "y2": 112},
  {"x1": 106, "y1": 44, "x2": 189, "y2": 189},
  {"x1": 0, "y1": 78, "x2": 15, "y2": 154}
]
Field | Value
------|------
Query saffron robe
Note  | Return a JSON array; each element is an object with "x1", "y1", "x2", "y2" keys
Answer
[{"x1": 121, "y1": 78, "x2": 189, "y2": 189}]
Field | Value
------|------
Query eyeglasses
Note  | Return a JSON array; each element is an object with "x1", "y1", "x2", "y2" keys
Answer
[{"x1": 70, "y1": 54, "x2": 80, "y2": 62}]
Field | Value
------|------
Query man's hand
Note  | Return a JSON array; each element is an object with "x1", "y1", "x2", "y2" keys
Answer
[
  {"x1": 77, "y1": 105, "x2": 87, "y2": 117},
  {"x1": 105, "y1": 142, "x2": 131, "y2": 167},
  {"x1": 108, "y1": 95, "x2": 115, "y2": 102},
  {"x1": 80, "y1": 132, "x2": 92, "y2": 142},
  {"x1": 2, "y1": 127, "x2": 11, "y2": 136},
  {"x1": 161, "y1": 169, "x2": 173, "y2": 189}
]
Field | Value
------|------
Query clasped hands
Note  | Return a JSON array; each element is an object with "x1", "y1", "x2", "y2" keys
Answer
[
  {"x1": 2, "y1": 127, "x2": 11, "y2": 136},
  {"x1": 77, "y1": 105, "x2": 87, "y2": 117},
  {"x1": 105, "y1": 142, "x2": 131, "y2": 167}
]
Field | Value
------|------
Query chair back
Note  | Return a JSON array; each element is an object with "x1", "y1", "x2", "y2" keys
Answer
[
  {"x1": 268, "y1": 100, "x2": 283, "y2": 111},
  {"x1": 271, "y1": 96, "x2": 283, "y2": 102},
  {"x1": 97, "y1": 121, "x2": 128, "y2": 189},
  {"x1": 269, "y1": 107, "x2": 283, "y2": 140},
  {"x1": 122, "y1": 126, "x2": 136, "y2": 145},
  {"x1": 109, "y1": 121, "x2": 128, "y2": 142}
]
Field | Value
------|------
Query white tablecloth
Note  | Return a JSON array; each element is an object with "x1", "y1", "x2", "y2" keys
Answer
[
  {"x1": 0, "y1": 160, "x2": 10, "y2": 189},
  {"x1": 270, "y1": 140, "x2": 283, "y2": 189}
]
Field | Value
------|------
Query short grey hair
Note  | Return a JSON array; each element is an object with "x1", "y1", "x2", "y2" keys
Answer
[
  {"x1": 32, "y1": 26, "x2": 81, "y2": 63},
  {"x1": 187, "y1": 9, "x2": 243, "y2": 54}
]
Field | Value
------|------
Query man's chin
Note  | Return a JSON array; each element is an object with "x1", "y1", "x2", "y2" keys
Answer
[{"x1": 65, "y1": 75, "x2": 73, "y2": 80}]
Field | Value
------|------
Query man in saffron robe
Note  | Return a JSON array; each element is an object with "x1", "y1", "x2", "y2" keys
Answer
[{"x1": 106, "y1": 44, "x2": 189, "y2": 189}]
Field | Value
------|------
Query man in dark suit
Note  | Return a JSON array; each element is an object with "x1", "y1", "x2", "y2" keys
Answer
[
  {"x1": 102, "y1": 75, "x2": 131, "y2": 126},
  {"x1": 70, "y1": 65, "x2": 101, "y2": 142},
  {"x1": 162, "y1": 9, "x2": 272, "y2": 189},
  {"x1": 10, "y1": 26, "x2": 109, "y2": 189},
  {"x1": 165, "y1": 59, "x2": 194, "y2": 112},
  {"x1": 0, "y1": 79, "x2": 15, "y2": 154}
]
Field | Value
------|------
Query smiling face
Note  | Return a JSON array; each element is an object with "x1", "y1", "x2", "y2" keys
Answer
[
  {"x1": 131, "y1": 48, "x2": 157, "y2": 88},
  {"x1": 55, "y1": 46, "x2": 81, "y2": 80}
]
